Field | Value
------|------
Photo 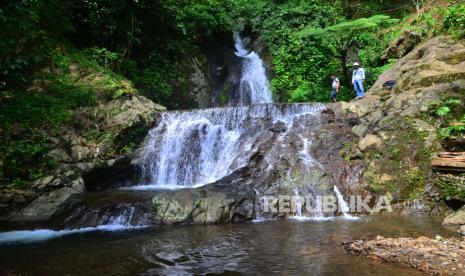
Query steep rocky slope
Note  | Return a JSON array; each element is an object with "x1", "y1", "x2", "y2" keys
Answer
[{"x1": 342, "y1": 36, "x2": 465, "y2": 212}]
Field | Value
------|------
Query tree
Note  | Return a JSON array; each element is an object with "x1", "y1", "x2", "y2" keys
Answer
[
  {"x1": 412, "y1": 0, "x2": 425, "y2": 14},
  {"x1": 297, "y1": 15, "x2": 397, "y2": 85}
]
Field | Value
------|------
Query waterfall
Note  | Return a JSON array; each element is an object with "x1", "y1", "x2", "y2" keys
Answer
[
  {"x1": 333, "y1": 186, "x2": 359, "y2": 220},
  {"x1": 234, "y1": 33, "x2": 273, "y2": 105},
  {"x1": 139, "y1": 104, "x2": 324, "y2": 188},
  {"x1": 293, "y1": 187, "x2": 303, "y2": 217},
  {"x1": 136, "y1": 32, "x2": 286, "y2": 188}
]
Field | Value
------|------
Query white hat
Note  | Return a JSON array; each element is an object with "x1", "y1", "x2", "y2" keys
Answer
[{"x1": 353, "y1": 62, "x2": 360, "y2": 66}]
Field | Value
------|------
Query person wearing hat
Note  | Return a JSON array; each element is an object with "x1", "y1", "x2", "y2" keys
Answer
[{"x1": 352, "y1": 62, "x2": 365, "y2": 99}]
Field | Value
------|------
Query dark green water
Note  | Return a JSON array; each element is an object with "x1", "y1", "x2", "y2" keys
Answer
[{"x1": 0, "y1": 215, "x2": 455, "y2": 275}]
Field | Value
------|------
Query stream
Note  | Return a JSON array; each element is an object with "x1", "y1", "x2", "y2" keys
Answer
[{"x1": 0, "y1": 215, "x2": 455, "y2": 275}]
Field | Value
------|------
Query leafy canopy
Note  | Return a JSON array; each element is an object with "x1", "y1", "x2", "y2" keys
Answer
[{"x1": 297, "y1": 15, "x2": 398, "y2": 49}]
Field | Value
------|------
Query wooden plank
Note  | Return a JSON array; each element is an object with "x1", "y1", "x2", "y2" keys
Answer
[
  {"x1": 436, "y1": 154, "x2": 465, "y2": 160},
  {"x1": 438, "y1": 151, "x2": 465, "y2": 157},
  {"x1": 438, "y1": 156, "x2": 465, "y2": 160},
  {"x1": 432, "y1": 157, "x2": 465, "y2": 169}
]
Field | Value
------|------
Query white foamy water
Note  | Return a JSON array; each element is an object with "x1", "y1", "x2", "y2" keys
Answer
[
  {"x1": 290, "y1": 186, "x2": 335, "y2": 221},
  {"x1": 140, "y1": 104, "x2": 324, "y2": 188},
  {"x1": 234, "y1": 33, "x2": 273, "y2": 105},
  {"x1": 138, "y1": 32, "x2": 323, "y2": 189},
  {"x1": 334, "y1": 186, "x2": 360, "y2": 220},
  {"x1": 0, "y1": 224, "x2": 148, "y2": 244}
]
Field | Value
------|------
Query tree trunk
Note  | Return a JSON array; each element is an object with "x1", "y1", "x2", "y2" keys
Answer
[{"x1": 340, "y1": 49, "x2": 350, "y2": 86}]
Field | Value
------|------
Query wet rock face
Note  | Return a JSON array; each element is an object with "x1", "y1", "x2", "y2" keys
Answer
[
  {"x1": 151, "y1": 168, "x2": 255, "y2": 224},
  {"x1": 0, "y1": 189, "x2": 35, "y2": 217},
  {"x1": 148, "y1": 105, "x2": 361, "y2": 225},
  {"x1": 344, "y1": 235, "x2": 465, "y2": 274},
  {"x1": 201, "y1": 33, "x2": 242, "y2": 107},
  {"x1": 49, "y1": 190, "x2": 156, "y2": 229}
]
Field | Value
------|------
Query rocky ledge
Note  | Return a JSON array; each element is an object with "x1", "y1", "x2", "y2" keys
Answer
[
  {"x1": 0, "y1": 94, "x2": 165, "y2": 226},
  {"x1": 344, "y1": 235, "x2": 465, "y2": 275}
]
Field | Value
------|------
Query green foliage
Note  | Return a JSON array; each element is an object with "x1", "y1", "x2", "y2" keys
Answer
[
  {"x1": 428, "y1": 98, "x2": 463, "y2": 120},
  {"x1": 421, "y1": 96, "x2": 465, "y2": 140},
  {"x1": 289, "y1": 83, "x2": 313, "y2": 102},
  {"x1": 232, "y1": 0, "x2": 344, "y2": 102},
  {"x1": 439, "y1": 125, "x2": 465, "y2": 140},
  {"x1": 445, "y1": 4, "x2": 465, "y2": 38},
  {"x1": 444, "y1": 99, "x2": 462, "y2": 107},
  {"x1": 436, "y1": 106, "x2": 451, "y2": 117},
  {"x1": 87, "y1": 47, "x2": 121, "y2": 69},
  {"x1": 0, "y1": 81, "x2": 96, "y2": 186},
  {"x1": 239, "y1": 12, "x2": 399, "y2": 102},
  {"x1": 435, "y1": 173, "x2": 465, "y2": 202},
  {"x1": 159, "y1": 0, "x2": 233, "y2": 38},
  {"x1": 0, "y1": 0, "x2": 73, "y2": 87},
  {"x1": 298, "y1": 15, "x2": 397, "y2": 38},
  {"x1": 0, "y1": 135, "x2": 56, "y2": 187},
  {"x1": 298, "y1": 15, "x2": 398, "y2": 86}
]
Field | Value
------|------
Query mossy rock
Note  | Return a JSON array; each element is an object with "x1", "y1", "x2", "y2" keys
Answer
[{"x1": 434, "y1": 173, "x2": 465, "y2": 203}]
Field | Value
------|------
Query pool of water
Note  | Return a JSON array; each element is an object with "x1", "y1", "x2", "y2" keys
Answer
[{"x1": 0, "y1": 215, "x2": 456, "y2": 275}]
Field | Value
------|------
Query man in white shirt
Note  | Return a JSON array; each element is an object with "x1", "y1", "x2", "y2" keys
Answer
[{"x1": 352, "y1": 62, "x2": 365, "y2": 99}]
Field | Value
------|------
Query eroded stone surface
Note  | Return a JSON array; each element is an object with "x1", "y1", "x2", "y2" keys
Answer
[{"x1": 344, "y1": 235, "x2": 465, "y2": 274}]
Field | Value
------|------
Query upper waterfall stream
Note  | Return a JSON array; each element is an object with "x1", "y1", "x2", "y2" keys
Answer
[
  {"x1": 138, "y1": 33, "x2": 324, "y2": 189},
  {"x1": 233, "y1": 32, "x2": 273, "y2": 105}
]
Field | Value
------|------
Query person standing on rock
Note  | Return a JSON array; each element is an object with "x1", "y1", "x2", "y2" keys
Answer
[
  {"x1": 352, "y1": 62, "x2": 365, "y2": 99},
  {"x1": 330, "y1": 74, "x2": 340, "y2": 102}
]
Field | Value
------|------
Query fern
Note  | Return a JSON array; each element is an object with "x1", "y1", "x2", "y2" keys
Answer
[
  {"x1": 436, "y1": 106, "x2": 451, "y2": 117},
  {"x1": 439, "y1": 125, "x2": 465, "y2": 139},
  {"x1": 444, "y1": 99, "x2": 462, "y2": 107}
]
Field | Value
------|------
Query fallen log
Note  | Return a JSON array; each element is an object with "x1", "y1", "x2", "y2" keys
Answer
[{"x1": 432, "y1": 157, "x2": 465, "y2": 172}]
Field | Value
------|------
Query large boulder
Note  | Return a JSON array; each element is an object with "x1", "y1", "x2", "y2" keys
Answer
[
  {"x1": 336, "y1": 36, "x2": 465, "y2": 209},
  {"x1": 10, "y1": 187, "x2": 80, "y2": 223},
  {"x1": 370, "y1": 36, "x2": 465, "y2": 96},
  {"x1": 358, "y1": 134, "x2": 383, "y2": 151},
  {"x1": 150, "y1": 168, "x2": 256, "y2": 225},
  {"x1": 381, "y1": 30, "x2": 422, "y2": 61},
  {"x1": 70, "y1": 95, "x2": 165, "y2": 160},
  {"x1": 443, "y1": 206, "x2": 465, "y2": 226}
]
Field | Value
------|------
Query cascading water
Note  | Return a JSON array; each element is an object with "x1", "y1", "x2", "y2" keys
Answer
[
  {"x1": 139, "y1": 104, "x2": 323, "y2": 188},
  {"x1": 137, "y1": 33, "x2": 347, "y2": 222},
  {"x1": 233, "y1": 33, "x2": 273, "y2": 105},
  {"x1": 137, "y1": 32, "x2": 279, "y2": 188},
  {"x1": 334, "y1": 186, "x2": 359, "y2": 220}
]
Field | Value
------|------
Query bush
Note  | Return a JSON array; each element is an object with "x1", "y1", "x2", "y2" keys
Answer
[
  {"x1": 445, "y1": 4, "x2": 465, "y2": 38},
  {"x1": 0, "y1": 79, "x2": 97, "y2": 186}
]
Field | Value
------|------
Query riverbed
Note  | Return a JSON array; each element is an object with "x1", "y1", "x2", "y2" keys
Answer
[{"x1": 0, "y1": 215, "x2": 455, "y2": 275}]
